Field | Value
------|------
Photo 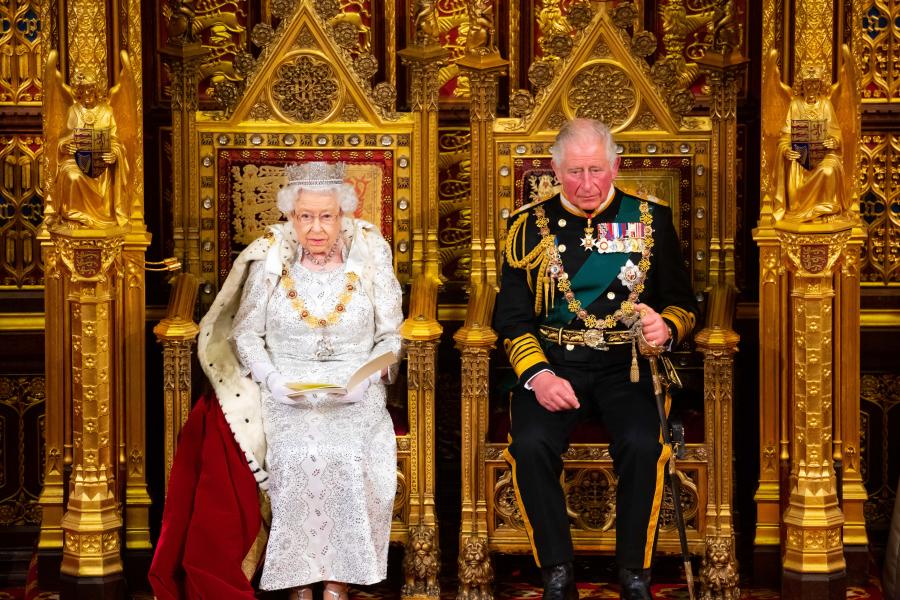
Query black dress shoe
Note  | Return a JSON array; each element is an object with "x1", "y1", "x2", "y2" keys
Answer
[
  {"x1": 540, "y1": 562, "x2": 578, "y2": 600},
  {"x1": 618, "y1": 567, "x2": 652, "y2": 600}
]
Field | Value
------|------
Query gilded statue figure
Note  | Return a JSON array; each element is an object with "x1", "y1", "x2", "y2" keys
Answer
[
  {"x1": 537, "y1": 0, "x2": 571, "y2": 58},
  {"x1": 762, "y1": 46, "x2": 860, "y2": 223},
  {"x1": 413, "y1": 0, "x2": 441, "y2": 45},
  {"x1": 465, "y1": 0, "x2": 495, "y2": 54},
  {"x1": 43, "y1": 50, "x2": 139, "y2": 229}
]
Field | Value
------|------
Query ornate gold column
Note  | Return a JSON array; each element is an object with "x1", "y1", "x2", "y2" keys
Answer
[
  {"x1": 697, "y1": 50, "x2": 747, "y2": 288},
  {"x1": 695, "y1": 285, "x2": 741, "y2": 600},
  {"x1": 119, "y1": 0, "x2": 153, "y2": 566},
  {"x1": 750, "y1": 227, "x2": 786, "y2": 581},
  {"x1": 779, "y1": 222, "x2": 849, "y2": 599},
  {"x1": 400, "y1": 275, "x2": 442, "y2": 600},
  {"x1": 456, "y1": 1, "x2": 506, "y2": 289},
  {"x1": 54, "y1": 228, "x2": 127, "y2": 595},
  {"x1": 152, "y1": 273, "x2": 200, "y2": 494},
  {"x1": 399, "y1": 1, "x2": 448, "y2": 282},
  {"x1": 834, "y1": 225, "x2": 869, "y2": 582},
  {"x1": 161, "y1": 25, "x2": 207, "y2": 282},
  {"x1": 454, "y1": 285, "x2": 496, "y2": 599}
]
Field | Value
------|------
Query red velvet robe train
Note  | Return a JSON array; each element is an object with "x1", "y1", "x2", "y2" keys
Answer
[{"x1": 148, "y1": 393, "x2": 263, "y2": 599}]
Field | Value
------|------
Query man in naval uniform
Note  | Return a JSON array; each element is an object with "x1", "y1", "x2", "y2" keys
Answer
[{"x1": 494, "y1": 118, "x2": 699, "y2": 600}]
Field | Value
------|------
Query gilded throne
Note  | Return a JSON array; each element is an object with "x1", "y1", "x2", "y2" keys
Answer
[
  {"x1": 454, "y1": 4, "x2": 740, "y2": 597},
  {"x1": 156, "y1": 3, "x2": 442, "y2": 596}
]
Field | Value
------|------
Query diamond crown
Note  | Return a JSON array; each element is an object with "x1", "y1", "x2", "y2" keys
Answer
[{"x1": 284, "y1": 161, "x2": 346, "y2": 187}]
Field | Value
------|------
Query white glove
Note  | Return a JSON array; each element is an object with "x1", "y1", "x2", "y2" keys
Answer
[
  {"x1": 265, "y1": 371, "x2": 297, "y2": 405},
  {"x1": 339, "y1": 377, "x2": 371, "y2": 404}
]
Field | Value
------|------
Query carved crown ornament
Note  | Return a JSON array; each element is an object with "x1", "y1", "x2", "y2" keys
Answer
[
  {"x1": 500, "y1": 3, "x2": 705, "y2": 135},
  {"x1": 207, "y1": 0, "x2": 397, "y2": 123}
]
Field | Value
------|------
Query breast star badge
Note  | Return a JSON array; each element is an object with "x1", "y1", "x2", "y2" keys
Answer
[{"x1": 617, "y1": 259, "x2": 640, "y2": 291}]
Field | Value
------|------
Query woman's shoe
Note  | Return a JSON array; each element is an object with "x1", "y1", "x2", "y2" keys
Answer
[
  {"x1": 323, "y1": 584, "x2": 350, "y2": 600},
  {"x1": 288, "y1": 587, "x2": 313, "y2": 600}
]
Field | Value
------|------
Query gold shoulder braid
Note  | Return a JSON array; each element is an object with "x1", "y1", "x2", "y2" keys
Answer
[
  {"x1": 504, "y1": 211, "x2": 555, "y2": 315},
  {"x1": 534, "y1": 201, "x2": 655, "y2": 382}
]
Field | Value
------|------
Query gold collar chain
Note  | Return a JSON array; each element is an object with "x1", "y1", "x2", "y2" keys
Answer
[
  {"x1": 534, "y1": 201, "x2": 654, "y2": 330},
  {"x1": 279, "y1": 267, "x2": 359, "y2": 328}
]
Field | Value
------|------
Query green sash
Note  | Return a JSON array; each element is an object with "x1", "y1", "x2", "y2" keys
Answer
[{"x1": 547, "y1": 196, "x2": 642, "y2": 326}]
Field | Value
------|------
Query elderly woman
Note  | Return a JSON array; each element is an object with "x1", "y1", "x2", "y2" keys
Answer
[{"x1": 152, "y1": 161, "x2": 403, "y2": 600}]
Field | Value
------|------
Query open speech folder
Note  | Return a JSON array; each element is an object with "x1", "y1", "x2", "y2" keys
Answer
[{"x1": 285, "y1": 351, "x2": 396, "y2": 396}]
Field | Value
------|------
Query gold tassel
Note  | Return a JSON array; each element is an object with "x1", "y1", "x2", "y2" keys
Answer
[{"x1": 630, "y1": 338, "x2": 640, "y2": 383}]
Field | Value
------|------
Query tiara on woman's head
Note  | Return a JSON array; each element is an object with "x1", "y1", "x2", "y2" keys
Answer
[{"x1": 284, "y1": 161, "x2": 346, "y2": 187}]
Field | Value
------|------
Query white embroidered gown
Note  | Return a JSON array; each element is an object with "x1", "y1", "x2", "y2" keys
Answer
[{"x1": 231, "y1": 232, "x2": 402, "y2": 590}]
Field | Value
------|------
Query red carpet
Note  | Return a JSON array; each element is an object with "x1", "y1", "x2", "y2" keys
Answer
[{"x1": 4, "y1": 551, "x2": 885, "y2": 599}]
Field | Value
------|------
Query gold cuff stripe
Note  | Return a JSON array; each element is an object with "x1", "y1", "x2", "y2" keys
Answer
[
  {"x1": 508, "y1": 340, "x2": 541, "y2": 363},
  {"x1": 505, "y1": 334, "x2": 548, "y2": 377},
  {"x1": 661, "y1": 306, "x2": 696, "y2": 343}
]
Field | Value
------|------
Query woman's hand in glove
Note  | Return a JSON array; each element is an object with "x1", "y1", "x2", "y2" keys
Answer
[
  {"x1": 339, "y1": 375, "x2": 374, "y2": 404},
  {"x1": 265, "y1": 372, "x2": 298, "y2": 405}
]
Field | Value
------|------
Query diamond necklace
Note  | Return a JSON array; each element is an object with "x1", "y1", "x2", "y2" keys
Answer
[{"x1": 302, "y1": 240, "x2": 339, "y2": 267}]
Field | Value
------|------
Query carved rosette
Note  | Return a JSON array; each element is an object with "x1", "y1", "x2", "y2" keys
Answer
[
  {"x1": 493, "y1": 470, "x2": 526, "y2": 530},
  {"x1": 564, "y1": 467, "x2": 616, "y2": 530},
  {"x1": 566, "y1": 62, "x2": 638, "y2": 129},
  {"x1": 269, "y1": 54, "x2": 342, "y2": 122},
  {"x1": 659, "y1": 470, "x2": 701, "y2": 532}
]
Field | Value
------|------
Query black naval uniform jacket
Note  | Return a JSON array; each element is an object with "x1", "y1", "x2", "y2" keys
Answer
[{"x1": 494, "y1": 189, "x2": 699, "y2": 383}]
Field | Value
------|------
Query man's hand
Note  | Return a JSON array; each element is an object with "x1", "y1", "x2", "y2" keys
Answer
[
  {"x1": 634, "y1": 303, "x2": 670, "y2": 347},
  {"x1": 530, "y1": 371, "x2": 580, "y2": 412}
]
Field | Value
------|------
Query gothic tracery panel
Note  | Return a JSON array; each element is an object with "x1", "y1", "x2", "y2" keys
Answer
[
  {"x1": 0, "y1": 376, "x2": 44, "y2": 527},
  {"x1": 859, "y1": 0, "x2": 900, "y2": 101},
  {"x1": 859, "y1": 132, "x2": 900, "y2": 284},
  {"x1": 0, "y1": 135, "x2": 43, "y2": 287},
  {"x1": 0, "y1": 0, "x2": 42, "y2": 105}
]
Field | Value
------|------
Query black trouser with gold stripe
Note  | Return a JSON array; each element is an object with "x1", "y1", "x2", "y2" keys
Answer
[{"x1": 503, "y1": 347, "x2": 669, "y2": 570}]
